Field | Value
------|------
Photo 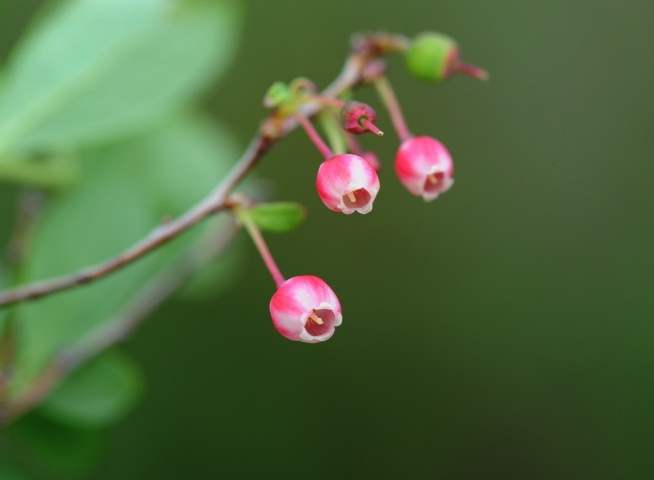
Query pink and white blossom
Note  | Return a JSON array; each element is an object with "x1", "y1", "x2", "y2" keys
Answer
[
  {"x1": 395, "y1": 136, "x2": 454, "y2": 201},
  {"x1": 316, "y1": 153, "x2": 380, "y2": 214},
  {"x1": 269, "y1": 275, "x2": 342, "y2": 343}
]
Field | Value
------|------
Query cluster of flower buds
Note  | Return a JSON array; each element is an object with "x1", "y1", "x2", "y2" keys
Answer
[{"x1": 239, "y1": 31, "x2": 486, "y2": 343}]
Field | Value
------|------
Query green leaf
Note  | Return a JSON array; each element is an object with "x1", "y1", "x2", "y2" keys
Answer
[
  {"x1": 39, "y1": 350, "x2": 143, "y2": 428},
  {"x1": 6, "y1": 413, "x2": 104, "y2": 477},
  {"x1": 12, "y1": 112, "x2": 243, "y2": 395},
  {"x1": 0, "y1": 0, "x2": 243, "y2": 160},
  {"x1": 250, "y1": 202, "x2": 307, "y2": 233}
]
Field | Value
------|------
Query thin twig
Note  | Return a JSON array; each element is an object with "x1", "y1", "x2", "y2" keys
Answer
[
  {"x1": 0, "y1": 136, "x2": 265, "y2": 308},
  {"x1": 1, "y1": 217, "x2": 239, "y2": 425},
  {"x1": 0, "y1": 32, "x2": 407, "y2": 309}
]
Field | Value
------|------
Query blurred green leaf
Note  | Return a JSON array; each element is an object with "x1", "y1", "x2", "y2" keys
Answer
[
  {"x1": 263, "y1": 82, "x2": 291, "y2": 108},
  {"x1": 250, "y1": 202, "x2": 307, "y2": 233},
  {"x1": 0, "y1": 0, "x2": 243, "y2": 160},
  {"x1": 0, "y1": 266, "x2": 8, "y2": 328},
  {"x1": 0, "y1": 458, "x2": 32, "y2": 480},
  {"x1": 39, "y1": 350, "x2": 143, "y2": 428},
  {"x1": 0, "y1": 151, "x2": 79, "y2": 189},
  {"x1": 12, "y1": 112, "x2": 243, "y2": 395},
  {"x1": 6, "y1": 413, "x2": 103, "y2": 477}
]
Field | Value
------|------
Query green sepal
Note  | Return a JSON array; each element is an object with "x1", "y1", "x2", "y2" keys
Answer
[{"x1": 249, "y1": 202, "x2": 307, "y2": 233}]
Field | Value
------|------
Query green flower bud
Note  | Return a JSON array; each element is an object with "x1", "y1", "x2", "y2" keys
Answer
[
  {"x1": 405, "y1": 32, "x2": 457, "y2": 83},
  {"x1": 405, "y1": 32, "x2": 488, "y2": 83}
]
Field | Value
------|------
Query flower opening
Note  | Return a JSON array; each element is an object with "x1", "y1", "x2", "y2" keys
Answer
[
  {"x1": 269, "y1": 276, "x2": 342, "y2": 343},
  {"x1": 316, "y1": 154, "x2": 380, "y2": 214},
  {"x1": 395, "y1": 136, "x2": 454, "y2": 201}
]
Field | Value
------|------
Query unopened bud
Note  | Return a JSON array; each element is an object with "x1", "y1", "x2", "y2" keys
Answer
[
  {"x1": 340, "y1": 101, "x2": 384, "y2": 136},
  {"x1": 405, "y1": 32, "x2": 488, "y2": 83}
]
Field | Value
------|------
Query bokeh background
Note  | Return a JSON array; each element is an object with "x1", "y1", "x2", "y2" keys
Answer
[{"x1": 1, "y1": 0, "x2": 654, "y2": 478}]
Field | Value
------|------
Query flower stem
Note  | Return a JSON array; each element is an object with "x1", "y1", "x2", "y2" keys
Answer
[
  {"x1": 295, "y1": 114, "x2": 333, "y2": 159},
  {"x1": 318, "y1": 112, "x2": 347, "y2": 155},
  {"x1": 373, "y1": 76, "x2": 412, "y2": 143},
  {"x1": 238, "y1": 209, "x2": 285, "y2": 288}
]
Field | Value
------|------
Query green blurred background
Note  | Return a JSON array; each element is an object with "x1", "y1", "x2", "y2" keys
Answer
[{"x1": 1, "y1": 0, "x2": 654, "y2": 478}]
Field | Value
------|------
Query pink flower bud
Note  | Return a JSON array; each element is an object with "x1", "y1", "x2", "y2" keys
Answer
[
  {"x1": 340, "y1": 101, "x2": 384, "y2": 136},
  {"x1": 316, "y1": 153, "x2": 380, "y2": 214},
  {"x1": 395, "y1": 136, "x2": 454, "y2": 201},
  {"x1": 269, "y1": 276, "x2": 342, "y2": 343}
]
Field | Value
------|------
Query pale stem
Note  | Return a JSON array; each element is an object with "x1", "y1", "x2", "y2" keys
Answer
[
  {"x1": 0, "y1": 136, "x2": 269, "y2": 308},
  {"x1": 373, "y1": 76, "x2": 412, "y2": 143},
  {"x1": 318, "y1": 112, "x2": 347, "y2": 155},
  {"x1": 239, "y1": 210, "x2": 285, "y2": 288},
  {"x1": 295, "y1": 114, "x2": 333, "y2": 160}
]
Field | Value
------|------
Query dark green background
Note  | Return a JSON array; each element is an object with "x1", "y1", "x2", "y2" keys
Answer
[{"x1": 2, "y1": 0, "x2": 654, "y2": 478}]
